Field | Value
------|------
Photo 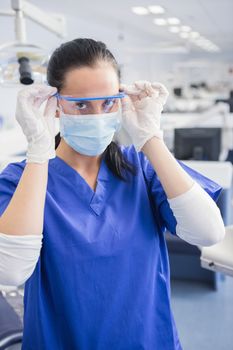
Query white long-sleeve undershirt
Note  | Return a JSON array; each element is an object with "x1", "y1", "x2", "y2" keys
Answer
[
  {"x1": 168, "y1": 182, "x2": 225, "y2": 246},
  {"x1": 0, "y1": 233, "x2": 42, "y2": 287}
]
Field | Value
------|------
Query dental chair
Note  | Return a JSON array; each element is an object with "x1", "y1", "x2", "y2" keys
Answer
[
  {"x1": 201, "y1": 225, "x2": 233, "y2": 277},
  {"x1": 0, "y1": 291, "x2": 23, "y2": 350}
]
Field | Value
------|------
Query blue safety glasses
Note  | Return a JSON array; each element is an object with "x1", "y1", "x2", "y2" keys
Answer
[{"x1": 54, "y1": 92, "x2": 126, "y2": 115}]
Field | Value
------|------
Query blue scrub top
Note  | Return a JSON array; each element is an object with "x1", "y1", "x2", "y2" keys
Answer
[{"x1": 0, "y1": 146, "x2": 221, "y2": 350}]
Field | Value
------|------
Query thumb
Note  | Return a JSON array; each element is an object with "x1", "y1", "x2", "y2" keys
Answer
[
  {"x1": 121, "y1": 95, "x2": 136, "y2": 114},
  {"x1": 44, "y1": 96, "x2": 57, "y2": 117},
  {"x1": 43, "y1": 97, "x2": 57, "y2": 136}
]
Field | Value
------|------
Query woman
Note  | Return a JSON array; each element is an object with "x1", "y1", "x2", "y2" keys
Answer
[{"x1": 0, "y1": 38, "x2": 225, "y2": 350}]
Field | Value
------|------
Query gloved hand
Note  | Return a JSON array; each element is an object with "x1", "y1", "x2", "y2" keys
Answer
[
  {"x1": 15, "y1": 84, "x2": 57, "y2": 163},
  {"x1": 120, "y1": 80, "x2": 169, "y2": 151}
]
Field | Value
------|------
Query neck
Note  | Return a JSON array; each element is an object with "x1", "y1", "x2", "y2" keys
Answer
[{"x1": 56, "y1": 138, "x2": 102, "y2": 173}]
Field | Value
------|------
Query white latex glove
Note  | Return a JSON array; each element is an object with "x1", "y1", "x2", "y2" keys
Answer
[
  {"x1": 15, "y1": 84, "x2": 57, "y2": 163},
  {"x1": 120, "y1": 81, "x2": 169, "y2": 151}
]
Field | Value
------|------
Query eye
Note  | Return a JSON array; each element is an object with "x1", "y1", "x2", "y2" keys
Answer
[
  {"x1": 74, "y1": 102, "x2": 87, "y2": 110},
  {"x1": 103, "y1": 99, "x2": 116, "y2": 108}
]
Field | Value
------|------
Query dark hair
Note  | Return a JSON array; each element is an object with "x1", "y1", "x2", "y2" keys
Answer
[{"x1": 48, "y1": 38, "x2": 136, "y2": 181}]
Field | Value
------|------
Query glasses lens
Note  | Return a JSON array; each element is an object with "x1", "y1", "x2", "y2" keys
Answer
[{"x1": 59, "y1": 96, "x2": 120, "y2": 115}]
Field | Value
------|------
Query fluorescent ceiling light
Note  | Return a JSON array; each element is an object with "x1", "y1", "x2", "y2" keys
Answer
[
  {"x1": 187, "y1": 33, "x2": 220, "y2": 52},
  {"x1": 181, "y1": 25, "x2": 191, "y2": 32},
  {"x1": 197, "y1": 37, "x2": 210, "y2": 46},
  {"x1": 194, "y1": 38, "x2": 219, "y2": 50},
  {"x1": 195, "y1": 40, "x2": 206, "y2": 47},
  {"x1": 153, "y1": 18, "x2": 167, "y2": 26},
  {"x1": 167, "y1": 17, "x2": 180, "y2": 25},
  {"x1": 132, "y1": 6, "x2": 149, "y2": 15},
  {"x1": 169, "y1": 26, "x2": 180, "y2": 33},
  {"x1": 180, "y1": 32, "x2": 189, "y2": 39},
  {"x1": 148, "y1": 5, "x2": 165, "y2": 14}
]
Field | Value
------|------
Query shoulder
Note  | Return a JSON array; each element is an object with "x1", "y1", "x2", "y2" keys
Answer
[
  {"x1": 119, "y1": 144, "x2": 154, "y2": 179},
  {"x1": 0, "y1": 159, "x2": 26, "y2": 184},
  {"x1": 119, "y1": 144, "x2": 148, "y2": 167}
]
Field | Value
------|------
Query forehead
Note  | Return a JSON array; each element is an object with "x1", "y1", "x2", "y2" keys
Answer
[{"x1": 61, "y1": 63, "x2": 119, "y2": 97}]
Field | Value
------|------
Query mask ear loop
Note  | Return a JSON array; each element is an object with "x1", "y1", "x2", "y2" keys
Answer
[
  {"x1": 115, "y1": 100, "x2": 122, "y2": 132},
  {"x1": 56, "y1": 96, "x2": 65, "y2": 116},
  {"x1": 55, "y1": 97, "x2": 66, "y2": 137}
]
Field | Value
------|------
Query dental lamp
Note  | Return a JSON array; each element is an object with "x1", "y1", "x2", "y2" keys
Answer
[{"x1": 0, "y1": 0, "x2": 66, "y2": 86}]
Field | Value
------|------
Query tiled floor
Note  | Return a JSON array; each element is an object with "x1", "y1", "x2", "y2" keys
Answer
[{"x1": 171, "y1": 276, "x2": 233, "y2": 350}]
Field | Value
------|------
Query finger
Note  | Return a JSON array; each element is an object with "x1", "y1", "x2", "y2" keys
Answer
[
  {"x1": 134, "y1": 81, "x2": 154, "y2": 100},
  {"x1": 121, "y1": 81, "x2": 155, "y2": 100},
  {"x1": 119, "y1": 83, "x2": 127, "y2": 92},
  {"x1": 119, "y1": 83, "x2": 141, "y2": 96},
  {"x1": 134, "y1": 80, "x2": 150, "y2": 91},
  {"x1": 21, "y1": 85, "x2": 57, "y2": 111},
  {"x1": 32, "y1": 93, "x2": 57, "y2": 110},
  {"x1": 19, "y1": 84, "x2": 57, "y2": 102},
  {"x1": 151, "y1": 82, "x2": 169, "y2": 98},
  {"x1": 33, "y1": 96, "x2": 48, "y2": 109},
  {"x1": 44, "y1": 96, "x2": 57, "y2": 117}
]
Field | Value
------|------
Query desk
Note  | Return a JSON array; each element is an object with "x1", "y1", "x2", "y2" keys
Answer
[
  {"x1": 162, "y1": 112, "x2": 233, "y2": 129},
  {"x1": 166, "y1": 160, "x2": 233, "y2": 289}
]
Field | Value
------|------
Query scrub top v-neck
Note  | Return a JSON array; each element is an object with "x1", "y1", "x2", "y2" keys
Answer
[
  {"x1": 49, "y1": 155, "x2": 109, "y2": 215},
  {"x1": 0, "y1": 146, "x2": 221, "y2": 350}
]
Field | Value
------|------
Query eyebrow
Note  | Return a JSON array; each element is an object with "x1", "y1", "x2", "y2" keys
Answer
[{"x1": 54, "y1": 92, "x2": 126, "y2": 102}]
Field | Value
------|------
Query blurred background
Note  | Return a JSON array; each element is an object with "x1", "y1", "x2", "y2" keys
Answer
[{"x1": 0, "y1": 1, "x2": 233, "y2": 349}]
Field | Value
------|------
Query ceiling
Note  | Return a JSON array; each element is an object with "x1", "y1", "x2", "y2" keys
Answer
[
  {"x1": 0, "y1": 0, "x2": 232, "y2": 58},
  {"x1": 75, "y1": 0, "x2": 233, "y2": 53}
]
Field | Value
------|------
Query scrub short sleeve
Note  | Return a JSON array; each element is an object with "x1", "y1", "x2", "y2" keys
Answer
[
  {"x1": 139, "y1": 152, "x2": 177, "y2": 235},
  {"x1": 138, "y1": 152, "x2": 222, "y2": 235},
  {"x1": 0, "y1": 163, "x2": 24, "y2": 217}
]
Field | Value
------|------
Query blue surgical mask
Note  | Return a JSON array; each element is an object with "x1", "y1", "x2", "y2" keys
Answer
[{"x1": 59, "y1": 109, "x2": 122, "y2": 156}]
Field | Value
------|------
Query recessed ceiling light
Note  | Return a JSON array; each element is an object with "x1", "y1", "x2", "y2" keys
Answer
[
  {"x1": 181, "y1": 26, "x2": 191, "y2": 32},
  {"x1": 153, "y1": 18, "x2": 167, "y2": 26},
  {"x1": 167, "y1": 17, "x2": 180, "y2": 25},
  {"x1": 190, "y1": 31, "x2": 200, "y2": 39},
  {"x1": 148, "y1": 5, "x2": 165, "y2": 14},
  {"x1": 180, "y1": 32, "x2": 189, "y2": 39},
  {"x1": 169, "y1": 26, "x2": 180, "y2": 33},
  {"x1": 132, "y1": 6, "x2": 149, "y2": 15},
  {"x1": 205, "y1": 45, "x2": 220, "y2": 52}
]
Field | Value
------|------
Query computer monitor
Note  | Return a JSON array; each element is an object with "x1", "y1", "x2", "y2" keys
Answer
[
  {"x1": 173, "y1": 87, "x2": 182, "y2": 97},
  {"x1": 215, "y1": 90, "x2": 233, "y2": 113},
  {"x1": 174, "y1": 128, "x2": 221, "y2": 161}
]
